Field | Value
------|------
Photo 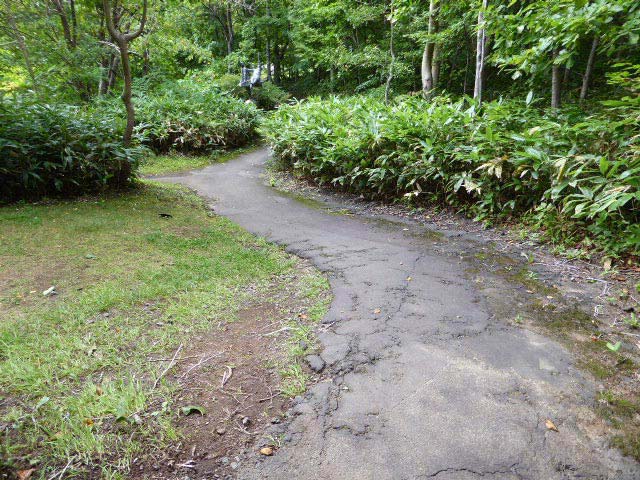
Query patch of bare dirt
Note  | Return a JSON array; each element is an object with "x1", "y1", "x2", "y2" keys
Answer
[{"x1": 132, "y1": 264, "x2": 329, "y2": 479}]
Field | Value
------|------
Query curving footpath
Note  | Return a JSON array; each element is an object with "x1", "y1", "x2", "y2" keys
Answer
[{"x1": 159, "y1": 147, "x2": 639, "y2": 480}]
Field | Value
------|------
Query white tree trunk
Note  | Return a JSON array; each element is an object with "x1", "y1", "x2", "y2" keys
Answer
[
  {"x1": 421, "y1": 0, "x2": 437, "y2": 94},
  {"x1": 473, "y1": 0, "x2": 488, "y2": 105}
]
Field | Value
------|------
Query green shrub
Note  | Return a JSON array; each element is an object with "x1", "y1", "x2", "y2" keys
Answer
[
  {"x1": 193, "y1": 71, "x2": 291, "y2": 110},
  {"x1": 262, "y1": 94, "x2": 640, "y2": 256},
  {"x1": 251, "y1": 82, "x2": 291, "y2": 110},
  {"x1": 0, "y1": 98, "x2": 143, "y2": 203},
  {"x1": 135, "y1": 79, "x2": 259, "y2": 153}
]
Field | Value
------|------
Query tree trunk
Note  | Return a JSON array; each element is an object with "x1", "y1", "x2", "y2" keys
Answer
[
  {"x1": 273, "y1": 44, "x2": 282, "y2": 84},
  {"x1": 462, "y1": 21, "x2": 470, "y2": 95},
  {"x1": 266, "y1": 37, "x2": 272, "y2": 81},
  {"x1": 432, "y1": 43, "x2": 440, "y2": 88},
  {"x1": 106, "y1": 54, "x2": 120, "y2": 93},
  {"x1": 473, "y1": 0, "x2": 488, "y2": 105},
  {"x1": 143, "y1": 48, "x2": 150, "y2": 75},
  {"x1": 99, "y1": 55, "x2": 110, "y2": 94},
  {"x1": 103, "y1": 0, "x2": 148, "y2": 147},
  {"x1": 580, "y1": 36, "x2": 599, "y2": 101},
  {"x1": 118, "y1": 40, "x2": 135, "y2": 146},
  {"x1": 225, "y1": 3, "x2": 234, "y2": 55},
  {"x1": 50, "y1": 0, "x2": 76, "y2": 49},
  {"x1": 551, "y1": 48, "x2": 562, "y2": 109},
  {"x1": 4, "y1": 2, "x2": 38, "y2": 93},
  {"x1": 385, "y1": 15, "x2": 395, "y2": 105},
  {"x1": 421, "y1": 0, "x2": 436, "y2": 94},
  {"x1": 69, "y1": 0, "x2": 78, "y2": 46}
]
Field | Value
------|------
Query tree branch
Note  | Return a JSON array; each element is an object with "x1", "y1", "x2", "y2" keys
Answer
[{"x1": 124, "y1": 0, "x2": 147, "y2": 41}]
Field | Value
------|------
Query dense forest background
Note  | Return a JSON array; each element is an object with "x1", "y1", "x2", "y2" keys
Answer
[
  {"x1": 2, "y1": 0, "x2": 638, "y2": 102},
  {"x1": 1, "y1": 0, "x2": 639, "y2": 255}
]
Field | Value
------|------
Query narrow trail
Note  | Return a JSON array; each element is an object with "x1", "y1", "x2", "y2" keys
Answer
[{"x1": 158, "y1": 148, "x2": 638, "y2": 479}]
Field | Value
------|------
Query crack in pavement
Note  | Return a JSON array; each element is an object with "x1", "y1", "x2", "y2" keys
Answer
[{"x1": 158, "y1": 148, "x2": 639, "y2": 479}]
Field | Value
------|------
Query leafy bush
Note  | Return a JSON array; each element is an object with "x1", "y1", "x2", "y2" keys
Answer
[
  {"x1": 135, "y1": 79, "x2": 260, "y2": 153},
  {"x1": 262, "y1": 93, "x2": 640, "y2": 256},
  {"x1": 251, "y1": 82, "x2": 291, "y2": 110},
  {"x1": 213, "y1": 74, "x2": 291, "y2": 110},
  {"x1": 0, "y1": 98, "x2": 143, "y2": 202}
]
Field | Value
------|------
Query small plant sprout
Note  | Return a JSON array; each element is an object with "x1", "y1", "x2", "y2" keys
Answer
[{"x1": 606, "y1": 341, "x2": 622, "y2": 352}]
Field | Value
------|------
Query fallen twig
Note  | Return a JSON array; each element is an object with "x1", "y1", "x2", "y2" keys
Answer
[
  {"x1": 258, "y1": 387, "x2": 281, "y2": 403},
  {"x1": 47, "y1": 457, "x2": 74, "y2": 480},
  {"x1": 221, "y1": 365, "x2": 233, "y2": 388},
  {"x1": 176, "y1": 460, "x2": 197, "y2": 469},
  {"x1": 180, "y1": 354, "x2": 220, "y2": 379},
  {"x1": 262, "y1": 326, "x2": 292, "y2": 337},
  {"x1": 147, "y1": 354, "x2": 199, "y2": 363},
  {"x1": 233, "y1": 423, "x2": 258, "y2": 435},
  {"x1": 153, "y1": 344, "x2": 183, "y2": 389}
]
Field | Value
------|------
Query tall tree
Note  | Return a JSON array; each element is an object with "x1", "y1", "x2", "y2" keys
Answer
[
  {"x1": 421, "y1": 0, "x2": 437, "y2": 94},
  {"x1": 550, "y1": 47, "x2": 562, "y2": 108},
  {"x1": 473, "y1": 0, "x2": 487, "y2": 105},
  {"x1": 102, "y1": 0, "x2": 148, "y2": 146},
  {"x1": 385, "y1": 2, "x2": 396, "y2": 104},
  {"x1": 1, "y1": 0, "x2": 38, "y2": 93},
  {"x1": 579, "y1": 35, "x2": 598, "y2": 101}
]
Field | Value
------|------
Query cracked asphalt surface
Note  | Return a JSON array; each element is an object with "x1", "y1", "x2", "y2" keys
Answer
[{"x1": 159, "y1": 148, "x2": 639, "y2": 479}]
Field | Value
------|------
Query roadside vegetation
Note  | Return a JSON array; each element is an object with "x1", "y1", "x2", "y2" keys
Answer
[{"x1": 263, "y1": 75, "x2": 639, "y2": 258}]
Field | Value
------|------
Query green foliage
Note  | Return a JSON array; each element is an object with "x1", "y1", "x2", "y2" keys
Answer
[
  {"x1": 134, "y1": 79, "x2": 260, "y2": 153},
  {"x1": 251, "y1": 82, "x2": 291, "y2": 110},
  {"x1": 262, "y1": 92, "x2": 640, "y2": 255},
  {"x1": 197, "y1": 72, "x2": 291, "y2": 110},
  {"x1": 0, "y1": 98, "x2": 142, "y2": 202}
]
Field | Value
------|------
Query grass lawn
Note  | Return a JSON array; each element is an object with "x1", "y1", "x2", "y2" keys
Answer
[
  {"x1": 0, "y1": 181, "x2": 329, "y2": 478},
  {"x1": 139, "y1": 146, "x2": 260, "y2": 176}
]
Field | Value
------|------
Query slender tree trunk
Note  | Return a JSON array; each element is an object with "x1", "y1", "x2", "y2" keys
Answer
[
  {"x1": 432, "y1": 43, "x2": 440, "y2": 88},
  {"x1": 4, "y1": 2, "x2": 38, "y2": 93},
  {"x1": 421, "y1": 0, "x2": 436, "y2": 94},
  {"x1": 580, "y1": 36, "x2": 599, "y2": 101},
  {"x1": 273, "y1": 44, "x2": 282, "y2": 84},
  {"x1": 69, "y1": 0, "x2": 77, "y2": 46},
  {"x1": 51, "y1": 0, "x2": 76, "y2": 49},
  {"x1": 385, "y1": 14, "x2": 395, "y2": 105},
  {"x1": 103, "y1": 0, "x2": 148, "y2": 147},
  {"x1": 462, "y1": 21, "x2": 470, "y2": 95},
  {"x1": 99, "y1": 55, "x2": 110, "y2": 94},
  {"x1": 143, "y1": 48, "x2": 150, "y2": 75},
  {"x1": 551, "y1": 48, "x2": 562, "y2": 109},
  {"x1": 266, "y1": 37, "x2": 272, "y2": 81},
  {"x1": 473, "y1": 0, "x2": 488, "y2": 105},
  {"x1": 118, "y1": 40, "x2": 135, "y2": 145},
  {"x1": 106, "y1": 54, "x2": 120, "y2": 93},
  {"x1": 226, "y1": 3, "x2": 234, "y2": 55}
]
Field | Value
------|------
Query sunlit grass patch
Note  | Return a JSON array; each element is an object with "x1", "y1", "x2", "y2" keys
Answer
[
  {"x1": 0, "y1": 182, "x2": 311, "y2": 477},
  {"x1": 140, "y1": 145, "x2": 260, "y2": 176}
]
